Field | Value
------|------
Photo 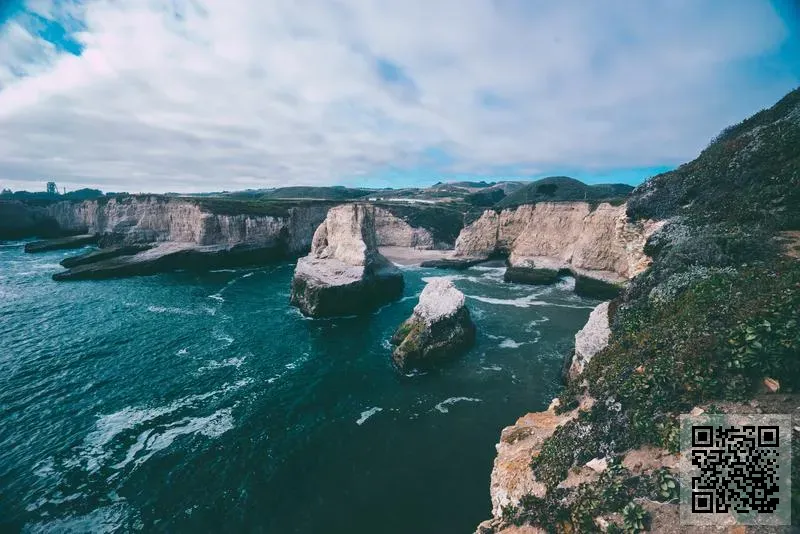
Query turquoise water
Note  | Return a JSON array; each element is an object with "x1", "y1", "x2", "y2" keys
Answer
[{"x1": 0, "y1": 242, "x2": 598, "y2": 533}]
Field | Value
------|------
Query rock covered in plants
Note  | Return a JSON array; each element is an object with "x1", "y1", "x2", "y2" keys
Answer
[
  {"x1": 390, "y1": 277, "x2": 475, "y2": 371},
  {"x1": 568, "y1": 301, "x2": 611, "y2": 380},
  {"x1": 290, "y1": 203, "x2": 404, "y2": 317}
]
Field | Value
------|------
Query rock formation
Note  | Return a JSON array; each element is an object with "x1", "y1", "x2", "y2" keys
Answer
[
  {"x1": 568, "y1": 301, "x2": 611, "y2": 380},
  {"x1": 374, "y1": 206, "x2": 435, "y2": 249},
  {"x1": 290, "y1": 204, "x2": 404, "y2": 317},
  {"x1": 0, "y1": 201, "x2": 61, "y2": 240},
  {"x1": 485, "y1": 397, "x2": 593, "y2": 522},
  {"x1": 390, "y1": 277, "x2": 476, "y2": 371},
  {"x1": 454, "y1": 202, "x2": 663, "y2": 283},
  {"x1": 29, "y1": 196, "x2": 449, "y2": 280}
]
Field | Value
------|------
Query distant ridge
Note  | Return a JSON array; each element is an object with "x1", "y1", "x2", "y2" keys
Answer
[{"x1": 495, "y1": 176, "x2": 634, "y2": 209}]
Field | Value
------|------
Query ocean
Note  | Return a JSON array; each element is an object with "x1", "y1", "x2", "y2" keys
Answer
[{"x1": 0, "y1": 242, "x2": 598, "y2": 533}]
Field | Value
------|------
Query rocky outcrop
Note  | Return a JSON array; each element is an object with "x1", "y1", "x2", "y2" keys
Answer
[
  {"x1": 374, "y1": 206, "x2": 435, "y2": 249},
  {"x1": 24, "y1": 234, "x2": 99, "y2": 253},
  {"x1": 53, "y1": 242, "x2": 284, "y2": 281},
  {"x1": 0, "y1": 201, "x2": 61, "y2": 240},
  {"x1": 568, "y1": 301, "x2": 611, "y2": 380},
  {"x1": 487, "y1": 397, "x2": 592, "y2": 522},
  {"x1": 290, "y1": 204, "x2": 404, "y2": 317},
  {"x1": 455, "y1": 202, "x2": 663, "y2": 282},
  {"x1": 390, "y1": 278, "x2": 476, "y2": 370}
]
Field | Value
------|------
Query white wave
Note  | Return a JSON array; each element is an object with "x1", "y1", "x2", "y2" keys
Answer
[
  {"x1": 213, "y1": 330, "x2": 234, "y2": 345},
  {"x1": 527, "y1": 317, "x2": 550, "y2": 328},
  {"x1": 481, "y1": 364, "x2": 503, "y2": 372},
  {"x1": 198, "y1": 356, "x2": 246, "y2": 372},
  {"x1": 146, "y1": 305, "x2": 196, "y2": 316},
  {"x1": 434, "y1": 397, "x2": 482, "y2": 413},
  {"x1": 176, "y1": 348, "x2": 189, "y2": 356},
  {"x1": 242, "y1": 272, "x2": 254, "y2": 278},
  {"x1": 208, "y1": 294, "x2": 225, "y2": 302},
  {"x1": 485, "y1": 333, "x2": 504, "y2": 340},
  {"x1": 210, "y1": 269, "x2": 237, "y2": 273},
  {"x1": 381, "y1": 339, "x2": 393, "y2": 350},
  {"x1": 556, "y1": 277, "x2": 576, "y2": 291},
  {"x1": 284, "y1": 352, "x2": 309, "y2": 370},
  {"x1": 356, "y1": 407, "x2": 383, "y2": 425},
  {"x1": 499, "y1": 338, "x2": 524, "y2": 349},
  {"x1": 403, "y1": 369, "x2": 428, "y2": 378},
  {"x1": 111, "y1": 408, "x2": 234, "y2": 470},
  {"x1": 466, "y1": 293, "x2": 594, "y2": 309},
  {"x1": 398, "y1": 294, "x2": 419, "y2": 302},
  {"x1": 77, "y1": 381, "x2": 246, "y2": 474}
]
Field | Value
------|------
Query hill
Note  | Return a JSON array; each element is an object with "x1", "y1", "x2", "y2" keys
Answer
[
  {"x1": 628, "y1": 87, "x2": 800, "y2": 229},
  {"x1": 495, "y1": 176, "x2": 634, "y2": 209}
]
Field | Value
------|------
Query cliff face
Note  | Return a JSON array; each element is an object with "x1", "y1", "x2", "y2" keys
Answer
[
  {"x1": 45, "y1": 197, "x2": 442, "y2": 256},
  {"x1": 45, "y1": 197, "x2": 329, "y2": 254},
  {"x1": 455, "y1": 202, "x2": 662, "y2": 280},
  {"x1": 374, "y1": 206, "x2": 435, "y2": 249}
]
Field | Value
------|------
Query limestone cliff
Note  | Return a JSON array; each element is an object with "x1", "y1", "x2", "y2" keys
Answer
[
  {"x1": 455, "y1": 202, "x2": 663, "y2": 281},
  {"x1": 568, "y1": 301, "x2": 610, "y2": 380},
  {"x1": 290, "y1": 204, "x2": 404, "y2": 317},
  {"x1": 46, "y1": 196, "x2": 329, "y2": 255},
  {"x1": 373, "y1": 206, "x2": 435, "y2": 249}
]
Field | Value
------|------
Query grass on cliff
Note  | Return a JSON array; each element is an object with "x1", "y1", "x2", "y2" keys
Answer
[
  {"x1": 502, "y1": 256, "x2": 800, "y2": 531},
  {"x1": 187, "y1": 197, "x2": 342, "y2": 217},
  {"x1": 627, "y1": 87, "x2": 800, "y2": 230}
]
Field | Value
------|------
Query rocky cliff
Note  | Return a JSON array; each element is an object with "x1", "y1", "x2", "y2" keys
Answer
[
  {"x1": 374, "y1": 206, "x2": 435, "y2": 249},
  {"x1": 455, "y1": 202, "x2": 663, "y2": 281},
  {"x1": 27, "y1": 196, "x2": 449, "y2": 280},
  {"x1": 475, "y1": 88, "x2": 800, "y2": 534},
  {"x1": 45, "y1": 196, "x2": 329, "y2": 255},
  {"x1": 290, "y1": 204, "x2": 404, "y2": 317}
]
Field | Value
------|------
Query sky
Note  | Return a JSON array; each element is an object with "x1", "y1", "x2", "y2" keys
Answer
[{"x1": 0, "y1": 0, "x2": 798, "y2": 194}]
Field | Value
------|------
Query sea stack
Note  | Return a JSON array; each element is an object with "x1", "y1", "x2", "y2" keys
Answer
[
  {"x1": 290, "y1": 203, "x2": 404, "y2": 317},
  {"x1": 390, "y1": 277, "x2": 476, "y2": 371}
]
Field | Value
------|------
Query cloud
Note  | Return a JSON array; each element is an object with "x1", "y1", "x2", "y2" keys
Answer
[{"x1": 0, "y1": 0, "x2": 796, "y2": 192}]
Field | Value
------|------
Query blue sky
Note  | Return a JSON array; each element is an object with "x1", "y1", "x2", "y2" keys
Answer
[{"x1": 0, "y1": 0, "x2": 798, "y2": 193}]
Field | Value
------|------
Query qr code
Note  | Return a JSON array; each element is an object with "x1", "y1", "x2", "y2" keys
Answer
[{"x1": 680, "y1": 414, "x2": 791, "y2": 526}]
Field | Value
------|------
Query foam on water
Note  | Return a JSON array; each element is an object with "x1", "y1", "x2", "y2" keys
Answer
[
  {"x1": 198, "y1": 356, "x2": 247, "y2": 372},
  {"x1": 356, "y1": 407, "x2": 383, "y2": 425},
  {"x1": 147, "y1": 306, "x2": 197, "y2": 316},
  {"x1": 434, "y1": 397, "x2": 482, "y2": 414},
  {"x1": 499, "y1": 339, "x2": 524, "y2": 349}
]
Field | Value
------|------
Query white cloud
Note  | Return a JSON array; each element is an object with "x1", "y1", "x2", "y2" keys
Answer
[{"x1": 0, "y1": 0, "x2": 795, "y2": 192}]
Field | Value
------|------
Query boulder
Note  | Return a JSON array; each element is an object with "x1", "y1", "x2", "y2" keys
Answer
[
  {"x1": 390, "y1": 277, "x2": 476, "y2": 370},
  {"x1": 503, "y1": 266, "x2": 563, "y2": 285},
  {"x1": 290, "y1": 204, "x2": 404, "y2": 317},
  {"x1": 420, "y1": 257, "x2": 486, "y2": 270},
  {"x1": 568, "y1": 301, "x2": 611, "y2": 380}
]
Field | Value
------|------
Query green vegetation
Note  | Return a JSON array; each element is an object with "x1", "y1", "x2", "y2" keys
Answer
[
  {"x1": 501, "y1": 87, "x2": 800, "y2": 532},
  {"x1": 374, "y1": 202, "x2": 466, "y2": 246},
  {"x1": 627, "y1": 88, "x2": 800, "y2": 230},
  {"x1": 188, "y1": 197, "x2": 341, "y2": 217},
  {"x1": 496, "y1": 177, "x2": 633, "y2": 209},
  {"x1": 260, "y1": 186, "x2": 373, "y2": 200}
]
